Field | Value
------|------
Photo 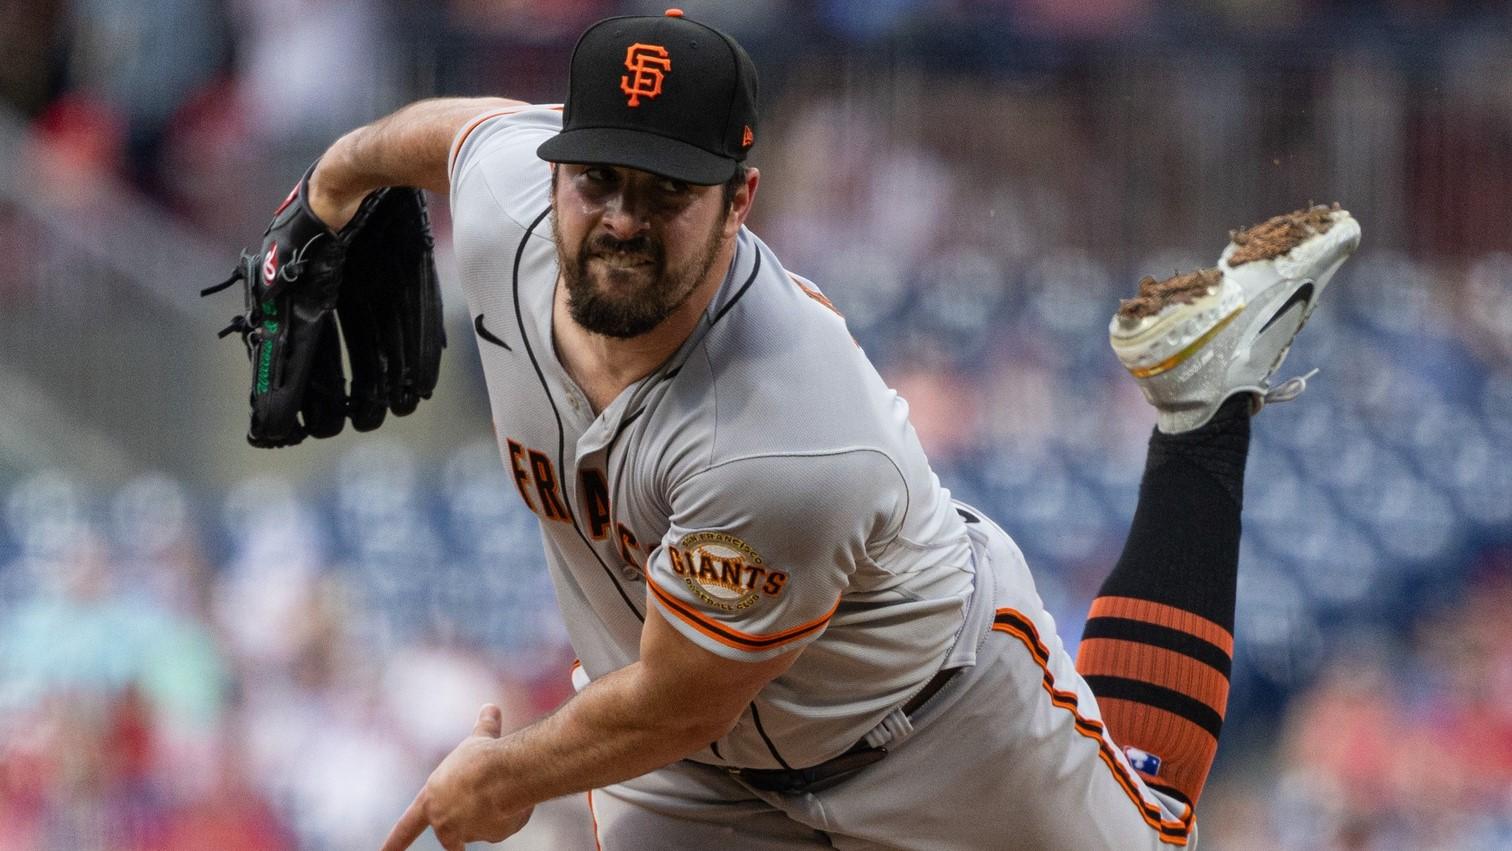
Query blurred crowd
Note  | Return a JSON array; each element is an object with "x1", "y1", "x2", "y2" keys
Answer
[
  {"x1": 0, "y1": 454, "x2": 590, "y2": 850},
  {"x1": 3, "y1": 0, "x2": 1512, "y2": 849},
  {"x1": 6, "y1": 0, "x2": 1512, "y2": 243},
  {"x1": 1207, "y1": 571, "x2": 1512, "y2": 851}
]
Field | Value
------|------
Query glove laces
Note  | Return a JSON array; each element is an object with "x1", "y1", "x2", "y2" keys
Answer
[
  {"x1": 1257, "y1": 367, "x2": 1319, "y2": 411},
  {"x1": 201, "y1": 252, "x2": 260, "y2": 355}
]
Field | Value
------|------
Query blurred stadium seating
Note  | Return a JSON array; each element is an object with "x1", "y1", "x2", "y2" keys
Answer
[{"x1": 2, "y1": 1, "x2": 1510, "y2": 848}]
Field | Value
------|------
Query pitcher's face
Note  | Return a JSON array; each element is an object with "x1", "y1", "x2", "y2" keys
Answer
[{"x1": 551, "y1": 164, "x2": 733, "y2": 338}]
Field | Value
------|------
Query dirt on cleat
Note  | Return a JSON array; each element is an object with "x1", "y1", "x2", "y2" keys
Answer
[
  {"x1": 1227, "y1": 203, "x2": 1341, "y2": 267},
  {"x1": 1116, "y1": 267, "x2": 1223, "y2": 320}
]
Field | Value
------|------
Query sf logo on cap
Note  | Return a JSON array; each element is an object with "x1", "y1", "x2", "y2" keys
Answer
[{"x1": 621, "y1": 43, "x2": 671, "y2": 107}]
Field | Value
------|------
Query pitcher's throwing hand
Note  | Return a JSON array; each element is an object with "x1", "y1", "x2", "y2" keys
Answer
[{"x1": 380, "y1": 705, "x2": 533, "y2": 851}]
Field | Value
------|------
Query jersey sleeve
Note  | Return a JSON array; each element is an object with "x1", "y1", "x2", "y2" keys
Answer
[
  {"x1": 447, "y1": 104, "x2": 563, "y2": 227},
  {"x1": 645, "y1": 450, "x2": 906, "y2": 662}
]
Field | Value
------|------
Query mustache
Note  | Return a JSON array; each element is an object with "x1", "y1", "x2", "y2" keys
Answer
[{"x1": 584, "y1": 234, "x2": 661, "y2": 263}]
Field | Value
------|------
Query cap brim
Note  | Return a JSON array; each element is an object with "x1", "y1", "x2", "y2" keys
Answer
[{"x1": 537, "y1": 127, "x2": 737, "y2": 185}]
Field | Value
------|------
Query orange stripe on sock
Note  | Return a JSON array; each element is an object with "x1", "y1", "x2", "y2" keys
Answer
[
  {"x1": 1087, "y1": 596, "x2": 1233, "y2": 656},
  {"x1": 1076, "y1": 638, "x2": 1231, "y2": 719},
  {"x1": 1096, "y1": 697, "x2": 1219, "y2": 807},
  {"x1": 993, "y1": 609, "x2": 1194, "y2": 845}
]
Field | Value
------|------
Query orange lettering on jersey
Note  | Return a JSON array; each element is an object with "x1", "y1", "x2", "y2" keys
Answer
[
  {"x1": 789, "y1": 273, "x2": 843, "y2": 318},
  {"x1": 718, "y1": 559, "x2": 742, "y2": 588},
  {"x1": 579, "y1": 469, "x2": 611, "y2": 540},
  {"x1": 616, "y1": 523, "x2": 641, "y2": 569},
  {"x1": 620, "y1": 44, "x2": 671, "y2": 107},
  {"x1": 526, "y1": 449, "x2": 571, "y2": 523},
  {"x1": 742, "y1": 565, "x2": 767, "y2": 590},
  {"x1": 762, "y1": 572, "x2": 788, "y2": 595},
  {"x1": 668, "y1": 546, "x2": 687, "y2": 576},
  {"x1": 505, "y1": 439, "x2": 537, "y2": 514},
  {"x1": 697, "y1": 557, "x2": 720, "y2": 582}
]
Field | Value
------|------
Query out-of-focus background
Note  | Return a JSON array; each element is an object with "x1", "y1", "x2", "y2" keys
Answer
[{"x1": 2, "y1": 0, "x2": 1511, "y2": 848}]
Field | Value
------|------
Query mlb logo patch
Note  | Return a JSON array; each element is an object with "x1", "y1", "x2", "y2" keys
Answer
[{"x1": 1124, "y1": 746, "x2": 1162, "y2": 776}]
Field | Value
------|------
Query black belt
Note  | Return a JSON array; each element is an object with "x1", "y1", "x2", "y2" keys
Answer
[{"x1": 726, "y1": 665, "x2": 964, "y2": 793}]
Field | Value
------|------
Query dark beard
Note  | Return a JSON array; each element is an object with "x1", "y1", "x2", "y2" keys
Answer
[{"x1": 553, "y1": 211, "x2": 727, "y2": 339}]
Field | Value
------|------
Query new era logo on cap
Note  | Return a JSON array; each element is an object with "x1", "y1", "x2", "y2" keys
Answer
[{"x1": 537, "y1": 8, "x2": 760, "y2": 185}]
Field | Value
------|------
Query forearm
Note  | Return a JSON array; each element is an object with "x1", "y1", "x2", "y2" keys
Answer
[
  {"x1": 308, "y1": 96, "x2": 524, "y2": 227},
  {"x1": 479, "y1": 662, "x2": 731, "y2": 811},
  {"x1": 379, "y1": 609, "x2": 797, "y2": 849}
]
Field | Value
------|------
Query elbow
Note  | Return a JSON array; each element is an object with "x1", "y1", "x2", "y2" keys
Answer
[
  {"x1": 671, "y1": 710, "x2": 740, "y2": 749},
  {"x1": 623, "y1": 672, "x2": 742, "y2": 750},
  {"x1": 648, "y1": 696, "x2": 744, "y2": 751}
]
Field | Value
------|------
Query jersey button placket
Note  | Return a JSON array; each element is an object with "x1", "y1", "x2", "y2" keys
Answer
[{"x1": 561, "y1": 380, "x2": 590, "y2": 421}]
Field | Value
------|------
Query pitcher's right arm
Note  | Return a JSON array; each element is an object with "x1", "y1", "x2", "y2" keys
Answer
[{"x1": 307, "y1": 97, "x2": 528, "y2": 229}]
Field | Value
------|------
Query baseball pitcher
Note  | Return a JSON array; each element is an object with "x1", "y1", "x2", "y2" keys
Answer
[{"x1": 207, "y1": 9, "x2": 1359, "y2": 850}]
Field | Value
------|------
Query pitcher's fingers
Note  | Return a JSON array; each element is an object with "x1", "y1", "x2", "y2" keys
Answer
[
  {"x1": 473, "y1": 703, "x2": 503, "y2": 738},
  {"x1": 378, "y1": 791, "x2": 429, "y2": 851}
]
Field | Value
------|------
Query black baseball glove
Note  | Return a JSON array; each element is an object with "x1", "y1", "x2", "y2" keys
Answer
[{"x1": 203, "y1": 164, "x2": 445, "y2": 448}]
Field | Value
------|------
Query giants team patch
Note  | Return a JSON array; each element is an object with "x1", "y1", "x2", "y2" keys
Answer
[{"x1": 668, "y1": 532, "x2": 787, "y2": 612}]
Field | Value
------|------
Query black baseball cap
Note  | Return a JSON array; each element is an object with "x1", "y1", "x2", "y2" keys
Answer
[{"x1": 537, "y1": 8, "x2": 759, "y2": 185}]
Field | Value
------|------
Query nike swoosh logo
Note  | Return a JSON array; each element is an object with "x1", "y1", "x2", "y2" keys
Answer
[
  {"x1": 1257, "y1": 282, "x2": 1314, "y2": 335},
  {"x1": 474, "y1": 314, "x2": 512, "y2": 351}
]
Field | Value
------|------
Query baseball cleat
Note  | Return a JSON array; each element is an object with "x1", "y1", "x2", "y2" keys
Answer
[{"x1": 1110, "y1": 204, "x2": 1361, "y2": 433}]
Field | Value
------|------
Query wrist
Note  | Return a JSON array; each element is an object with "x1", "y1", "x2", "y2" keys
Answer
[
  {"x1": 479, "y1": 737, "x2": 537, "y2": 813},
  {"x1": 306, "y1": 142, "x2": 371, "y2": 231}
]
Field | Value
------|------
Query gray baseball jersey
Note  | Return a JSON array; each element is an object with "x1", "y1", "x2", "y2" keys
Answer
[
  {"x1": 446, "y1": 105, "x2": 1197, "y2": 849},
  {"x1": 447, "y1": 105, "x2": 982, "y2": 770}
]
